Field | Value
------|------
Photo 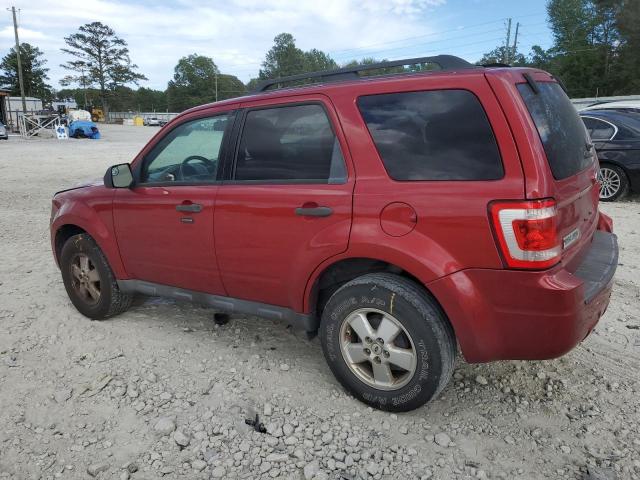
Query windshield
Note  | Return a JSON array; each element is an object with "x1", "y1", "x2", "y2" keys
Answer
[{"x1": 518, "y1": 81, "x2": 593, "y2": 180}]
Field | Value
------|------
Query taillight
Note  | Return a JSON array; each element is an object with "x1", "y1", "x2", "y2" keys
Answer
[{"x1": 489, "y1": 199, "x2": 561, "y2": 269}]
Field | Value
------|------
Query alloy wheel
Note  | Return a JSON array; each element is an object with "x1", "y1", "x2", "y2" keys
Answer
[
  {"x1": 70, "y1": 253, "x2": 101, "y2": 305},
  {"x1": 339, "y1": 308, "x2": 417, "y2": 391},
  {"x1": 598, "y1": 167, "x2": 622, "y2": 200}
]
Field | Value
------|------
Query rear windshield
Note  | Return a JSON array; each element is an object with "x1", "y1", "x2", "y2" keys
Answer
[{"x1": 517, "y1": 81, "x2": 592, "y2": 180}]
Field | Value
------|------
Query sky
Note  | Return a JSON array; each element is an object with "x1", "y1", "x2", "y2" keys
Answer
[{"x1": 0, "y1": 0, "x2": 553, "y2": 91}]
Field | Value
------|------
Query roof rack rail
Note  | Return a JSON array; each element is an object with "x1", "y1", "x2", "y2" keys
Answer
[{"x1": 252, "y1": 55, "x2": 477, "y2": 93}]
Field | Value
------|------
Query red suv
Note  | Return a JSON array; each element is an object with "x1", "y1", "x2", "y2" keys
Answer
[{"x1": 50, "y1": 56, "x2": 618, "y2": 412}]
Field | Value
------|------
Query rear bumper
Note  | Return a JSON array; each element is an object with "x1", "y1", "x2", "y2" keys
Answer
[{"x1": 429, "y1": 230, "x2": 618, "y2": 363}]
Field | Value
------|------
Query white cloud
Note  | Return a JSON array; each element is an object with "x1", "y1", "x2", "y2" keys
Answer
[{"x1": 0, "y1": 0, "x2": 447, "y2": 90}]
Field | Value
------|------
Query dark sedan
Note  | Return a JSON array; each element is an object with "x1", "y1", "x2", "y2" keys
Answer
[{"x1": 580, "y1": 110, "x2": 640, "y2": 201}]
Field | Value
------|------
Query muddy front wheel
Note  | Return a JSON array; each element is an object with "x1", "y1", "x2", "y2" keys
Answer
[{"x1": 60, "y1": 233, "x2": 132, "y2": 319}]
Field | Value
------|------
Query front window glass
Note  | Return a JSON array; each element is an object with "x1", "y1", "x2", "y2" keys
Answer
[{"x1": 141, "y1": 114, "x2": 229, "y2": 183}]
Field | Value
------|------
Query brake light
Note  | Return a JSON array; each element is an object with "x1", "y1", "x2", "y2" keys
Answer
[{"x1": 489, "y1": 199, "x2": 561, "y2": 269}]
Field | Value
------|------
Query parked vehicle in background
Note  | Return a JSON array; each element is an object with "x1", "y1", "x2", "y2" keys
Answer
[
  {"x1": 580, "y1": 100, "x2": 640, "y2": 114},
  {"x1": 50, "y1": 56, "x2": 618, "y2": 412},
  {"x1": 144, "y1": 117, "x2": 161, "y2": 126},
  {"x1": 0, "y1": 122, "x2": 8, "y2": 140},
  {"x1": 580, "y1": 109, "x2": 640, "y2": 201}
]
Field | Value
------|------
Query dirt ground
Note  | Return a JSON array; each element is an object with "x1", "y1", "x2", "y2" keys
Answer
[{"x1": 0, "y1": 125, "x2": 639, "y2": 480}]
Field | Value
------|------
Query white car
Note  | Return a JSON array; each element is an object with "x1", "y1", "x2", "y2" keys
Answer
[
  {"x1": 145, "y1": 117, "x2": 161, "y2": 126},
  {"x1": 580, "y1": 100, "x2": 640, "y2": 113},
  {"x1": 0, "y1": 122, "x2": 8, "y2": 140}
]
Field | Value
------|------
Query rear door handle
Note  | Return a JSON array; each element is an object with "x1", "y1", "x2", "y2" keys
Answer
[
  {"x1": 295, "y1": 206, "x2": 333, "y2": 217},
  {"x1": 176, "y1": 203, "x2": 202, "y2": 213}
]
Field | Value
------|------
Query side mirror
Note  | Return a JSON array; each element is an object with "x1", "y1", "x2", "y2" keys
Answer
[{"x1": 104, "y1": 163, "x2": 134, "y2": 188}]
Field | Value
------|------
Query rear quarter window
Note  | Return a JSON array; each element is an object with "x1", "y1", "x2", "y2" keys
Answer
[
  {"x1": 517, "y1": 82, "x2": 591, "y2": 180},
  {"x1": 357, "y1": 89, "x2": 504, "y2": 181}
]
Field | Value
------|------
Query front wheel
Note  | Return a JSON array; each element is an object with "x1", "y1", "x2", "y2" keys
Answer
[
  {"x1": 319, "y1": 273, "x2": 456, "y2": 412},
  {"x1": 60, "y1": 234, "x2": 132, "y2": 320},
  {"x1": 598, "y1": 164, "x2": 629, "y2": 201}
]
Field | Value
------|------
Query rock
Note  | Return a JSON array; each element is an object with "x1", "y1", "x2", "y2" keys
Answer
[
  {"x1": 87, "y1": 463, "x2": 109, "y2": 477},
  {"x1": 366, "y1": 462, "x2": 379, "y2": 475},
  {"x1": 280, "y1": 363, "x2": 290, "y2": 371},
  {"x1": 173, "y1": 429, "x2": 190, "y2": 447},
  {"x1": 53, "y1": 389, "x2": 72, "y2": 403},
  {"x1": 346, "y1": 436, "x2": 360, "y2": 447},
  {"x1": 210, "y1": 466, "x2": 226, "y2": 478},
  {"x1": 126, "y1": 463, "x2": 138, "y2": 473},
  {"x1": 504, "y1": 435, "x2": 516, "y2": 445},
  {"x1": 192, "y1": 460, "x2": 207, "y2": 471},
  {"x1": 434, "y1": 432, "x2": 451, "y2": 447},
  {"x1": 399, "y1": 425, "x2": 409, "y2": 434},
  {"x1": 321, "y1": 432, "x2": 333, "y2": 444},
  {"x1": 264, "y1": 403, "x2": 273, "y2": 416},
  {"x1": 560, "y1": 445, "x2": 571, "y2": 454},
  {"x1": 153, "y1": 417, "x2": 176, "y2": 436},
  {"x1": 266, "y1": 453, "x2": 289, "y2": 462},
  {"x1": 119, "y1": 472, "x2": 129, "y2": 480},
  {"x1": 475, "y1": 375, "x2": 488, "y2": 385},
  {"x1": 303, "y1": 461, "x2": 320, "y2": 480},
  {"x1": 239, "y1": 440, "x2": 251, "y2": 452},
  {"x1": 421, "y1": 469, "x2": 434, "y2": 479}
]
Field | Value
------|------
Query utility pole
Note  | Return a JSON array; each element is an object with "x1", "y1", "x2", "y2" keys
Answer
[
  {"x1": 215, "y1": 72, "x2": 218, "y2": 102},
  {"x1": 512, "y1": 22, "x2": 520, "y2": 65},
  {"x1": 503, "y1": 18, "x2": 512, "y2": 64},
  {"x1": 10, "y1": 6, "x2": 27, "y2": 113}
]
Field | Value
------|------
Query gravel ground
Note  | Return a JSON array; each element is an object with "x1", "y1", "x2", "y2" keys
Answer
[{"x1": 0, "y1": 125, "x2": 639, "y2": 480}]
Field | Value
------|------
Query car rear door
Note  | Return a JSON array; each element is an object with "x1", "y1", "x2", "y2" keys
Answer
[
  {"x1": 214, "y1": 95, "x2": 354, "y2": 310},
  {"x1": 113, "y1": 110, "x2": 235, "y2": 294},
  {"x1": 488, "y1": 70, "x2": 600, "y2": 268}
]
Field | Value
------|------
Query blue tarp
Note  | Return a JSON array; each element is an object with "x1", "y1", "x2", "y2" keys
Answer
[{"x1": 69, "y1": 120, "x2": 100, "y2": 139}]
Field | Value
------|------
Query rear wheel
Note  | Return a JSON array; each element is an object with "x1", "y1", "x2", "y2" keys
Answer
[
  {"x1": 598, "y1": 164, "x2": 629, "y2": 201},
  {"x1": 60, "y1": 234, "x2": 132, "y2": 319},
  {"x1": 319, "y1": 273, "x2": 456, "y2": 412}
]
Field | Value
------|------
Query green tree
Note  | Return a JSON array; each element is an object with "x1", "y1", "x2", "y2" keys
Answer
[
  {"x1": 60, "y1": 22, "x2": 147, "y2": 113},
  {"x1": 259, "y1": 33, "x2": 307, "y2": 79},
  {"x1": 478, "y1": 46, "x2": 528, "y2": 66},
  {"x1": 0, "y1": 43, "x2": 52, "y2": 100},
  {"x1": 545, "y1": 0, "x2": 621, "y2": 97},
  {"x1": 166, "y1": 54, "x2": 246, "y2": 111},
  {"x1": 304, "y1": 49, "x2": 338, "y2": 72},
  {"x1": 135, "y1": 87, "x2": 168, "y2": 112},
  {"x1": 612, "y1": 0, "x2": 640, "y2": 93}
]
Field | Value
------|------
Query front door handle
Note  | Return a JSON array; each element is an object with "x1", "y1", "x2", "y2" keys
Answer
[
  {"x1": 176, "y1": 203, "x2": 202, "y2": 213},
  {"x1": 295, "y1": 206, "x2": 333, "y2": 217}
]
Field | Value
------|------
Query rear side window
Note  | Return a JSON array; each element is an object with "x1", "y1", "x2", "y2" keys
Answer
[
  {"x1": 517, "y1": 82, "x2": 591, "y2": 180},
  {"x1": 357, "y1": 90, "x2": 503, "y2": 181},
  {"x1": 581, "y1": 116, "x2": 615, "y2": 141},
  {"x1": 234, "y1": 104, "x2": 346, "y2": 183}
]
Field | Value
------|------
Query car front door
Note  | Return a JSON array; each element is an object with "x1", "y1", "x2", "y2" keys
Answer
[
  {"x1": 113, "y1": 111, "x2": 234, "y2": 294},
  {"x1": 215, "y1": 96, "x2": 354, "y2": 309}
]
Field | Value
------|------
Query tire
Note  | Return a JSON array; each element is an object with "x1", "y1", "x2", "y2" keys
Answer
[
  {"x1": 598, "y1": 164, "x2": 629, "y2": 201},
  {"x1": 60, "y1": 233, "x2": 132, "y2": 320},
  {"x1": 319, "y1": 273, "x2": 456, "y2": 412}
]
